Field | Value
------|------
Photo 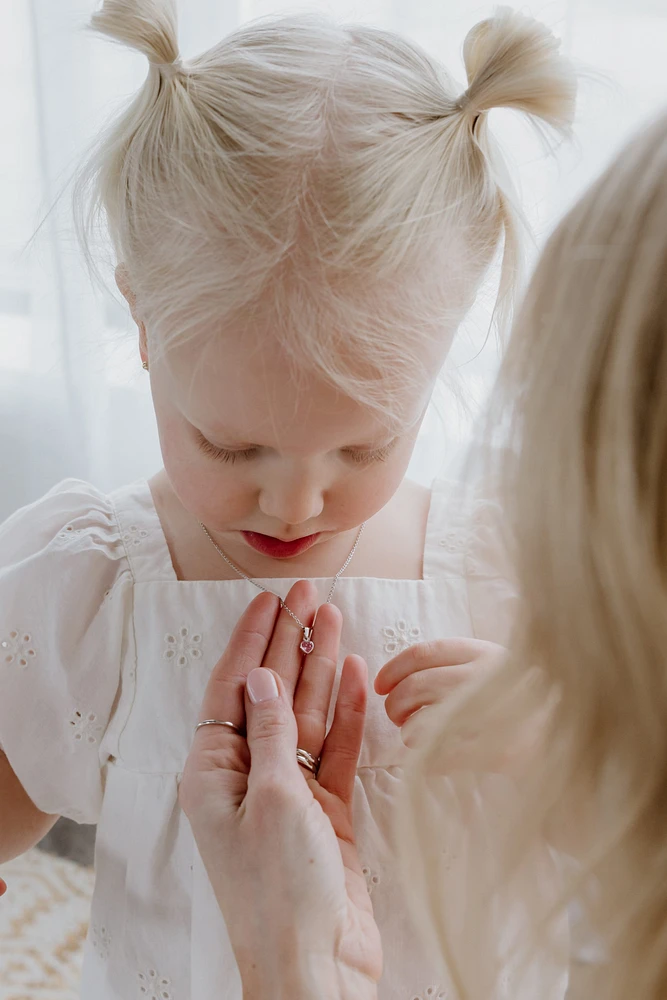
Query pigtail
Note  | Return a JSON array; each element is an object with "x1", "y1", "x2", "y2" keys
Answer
[
  {"x1": 450, "y1": 7, "x2": 577, "y2": 335},
  {"x1": 75, "y1": 0, "x2": 203, "y2": 324},
  {"x1": 459, "y1": 7, "x2": 576, "y2": 135},
  {"x1": 90, "y1": 0, "x2": 181, "y2": 72}
]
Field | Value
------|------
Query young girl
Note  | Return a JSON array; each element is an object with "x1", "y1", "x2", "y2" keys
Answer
[{"x1": 0, "y1": 2, "x2": 575, "y2": 998}]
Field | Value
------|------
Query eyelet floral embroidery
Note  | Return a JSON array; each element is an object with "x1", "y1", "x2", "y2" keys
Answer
[
  {"x1": 381, "y1": 620, "x2": 421, "y2": 654},
  {"x1": 438, "y1": 529, "x2": 468, "y2": 553},
  {"x1": 138, "y1": 969, "x2": 172, "y2": 999},
  {"x1": 1, "y1": 630, "x2": 36, "y2": 668},
  {"x1": 91, "y1": 922, "x2": 112, "y2": 959},
  {"x1": 123, "y1": 524, "x2": 149, "y2": 547},
  {"x1": 411, "y1": 988, "x2": 448, "y2": 1000},
  {"x1": 69, "y1": 710, "x2": 102, "y2": 745},
  {"x1": 164, "y1": 627, "x2": 202, "y2": 667},
  {"x1": 55, "y1": 524, "x2": 85, "y2": 545},
  {"x1": 362, "y1": 866, "x2": 381, "y2": 894}
]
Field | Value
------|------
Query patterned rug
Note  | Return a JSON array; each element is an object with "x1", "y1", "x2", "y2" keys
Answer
[{"x1": 0, "y1": 849, "x2": 94, "y2": 1000}]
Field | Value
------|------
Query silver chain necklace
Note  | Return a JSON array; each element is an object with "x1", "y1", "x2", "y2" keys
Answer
[{"x1": 199, "y1": 522, "x2": 365, "y2": 655}]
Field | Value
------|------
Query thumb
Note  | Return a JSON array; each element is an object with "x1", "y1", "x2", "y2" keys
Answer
[{"x1": 244, "y1": 668, "x2": 299, "y2": 782}]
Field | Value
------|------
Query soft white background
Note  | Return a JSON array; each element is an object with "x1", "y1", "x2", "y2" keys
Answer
[{"x1": 1, "y1": 0, "x2": 667, "y2": 519}]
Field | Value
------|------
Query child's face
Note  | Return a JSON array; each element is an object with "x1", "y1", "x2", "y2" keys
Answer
[{"x1": 150, "y1": 332, "x2": 427, "y2": 560}]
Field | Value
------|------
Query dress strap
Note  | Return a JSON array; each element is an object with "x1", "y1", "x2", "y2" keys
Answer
[
  {"x1": 110, "y1": 480, "x2": 177, "y2": 582},
  {"x1": 422, "y1": 478, "x2": 473, "y2": 580}
]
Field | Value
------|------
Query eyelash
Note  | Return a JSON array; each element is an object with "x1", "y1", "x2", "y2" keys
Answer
[
  {"x1": 341, "y1": 445, "x2": 393, "y2": 467},
  {"x1": 198, "y1": 438, "x2": 258, "y2": 464},
  {"x1": 197, "y1": 436, "x2": 394, "y2": 466}
]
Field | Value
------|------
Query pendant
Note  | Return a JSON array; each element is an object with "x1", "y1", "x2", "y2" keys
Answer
[{"x1": 299, "y1": 627, "x2": 315, "y2": 655}]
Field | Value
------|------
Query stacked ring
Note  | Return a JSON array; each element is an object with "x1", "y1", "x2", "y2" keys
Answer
[
  {"x1": 194, "y1": 723, "x2": 320, "y2": 778},
  {"x1": 296, "y1": 747, "x2": 320, "y2": 777}
]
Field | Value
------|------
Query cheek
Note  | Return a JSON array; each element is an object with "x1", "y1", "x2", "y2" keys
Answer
[
  {"x1": 335, "y1": 448, "x2": 413, "y2": 523},
  {"x1": 167, "y1": 455, "x2": 254, "y2": 527},
  {"x1": 155, "y1": 405, "x2": 253, "y2": 526}
]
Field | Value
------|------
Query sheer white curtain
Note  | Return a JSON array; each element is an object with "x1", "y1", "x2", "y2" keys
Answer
[{"x1": 2, "y1": 0, "x2": 667, "y2": 519}]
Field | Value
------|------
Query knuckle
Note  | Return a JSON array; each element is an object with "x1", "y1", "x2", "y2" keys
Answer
[
  {"x1": 328, "y1": 743, "x2": 360, "y2": 768},
  {"x1": 313, "y1": 651, "x2": 337, "y2": 674},
  {"x1": 407, "y1": 639, "x2": 439, "y2": 667},
  {"x1": 251, "y1": 709, "x2": 287, "y2": 743},
  {"x1": 296, "y1": 704, "x2": 327, "y2": 730}
]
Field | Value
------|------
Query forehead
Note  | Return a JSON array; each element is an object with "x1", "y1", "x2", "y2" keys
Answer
[{"x1": 164, "y1": 332, "x2": 424, "y2": 449}]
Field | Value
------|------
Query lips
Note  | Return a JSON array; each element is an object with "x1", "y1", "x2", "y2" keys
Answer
[{"x1": 241, "y1": 531, "x2": 321, "y2": 559}]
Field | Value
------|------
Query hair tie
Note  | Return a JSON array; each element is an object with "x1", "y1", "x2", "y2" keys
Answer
[
  {"x1": 455, "y1": 90, "x2": 482, "y2": 134},
  {"x1": 152, "y1": 57, "x2": 185, "y2": 79}
]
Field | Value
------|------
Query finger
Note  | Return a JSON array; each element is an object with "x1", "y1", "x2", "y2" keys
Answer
[
  {"x1": 195, "y1": 591, "x2": 280, "y2": 739},
  {"x1": 383, "y1": 666, "x2": 471, "y2": 728},
  {"x1": 0, "y1": 878, "x2": 6, "y2": 897},
  {"x1": 293, "y1": 603, "x2": 342, "y2": 763},
  {"x1": 317, "y1": 655, "x2": 367, "y2": 804},
  {"x1": 401, "y1": 702, "x2": 447, "y2": 750},
  {"x1": 244, "y1": 668, "x2": 302, "y2": 787},
  {"x1": 262, "y1": 580, "x2": 319, "y2": 697},
  {"x1": 375, "y1": 637, "x2": 484, "y2": 695}
]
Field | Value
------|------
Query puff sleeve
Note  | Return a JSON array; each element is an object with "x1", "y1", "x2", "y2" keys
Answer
[{"x1": 0, "y1": 480, "x2": 131, "y2": 823}]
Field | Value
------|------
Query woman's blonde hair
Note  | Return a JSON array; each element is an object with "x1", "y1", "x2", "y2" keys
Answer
[
  {"x1": 77, "y1": 0, "x2": 575, "y2": 422},
  {"x1": 401, "y1": 110, "x2": 667, "y2": 999}
]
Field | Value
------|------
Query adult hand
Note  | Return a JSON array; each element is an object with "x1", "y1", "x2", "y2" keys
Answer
[{"x1": 179, "y1": 584, "x2": 382, "y2": 1000}]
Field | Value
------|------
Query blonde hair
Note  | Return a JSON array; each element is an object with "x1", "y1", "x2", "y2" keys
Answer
[
  {"x1": 77, "y1": 1, "x2": 575, "y2": 423},
  {"x1": 401, "y1": 110, "x2": 667, "y2": 999}
]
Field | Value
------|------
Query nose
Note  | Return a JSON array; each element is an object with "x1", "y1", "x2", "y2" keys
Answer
[{"x1": 258, "y1": 468, "x2": 325, "y2": 528}]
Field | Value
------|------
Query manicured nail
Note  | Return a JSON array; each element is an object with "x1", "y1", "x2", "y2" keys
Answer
[{"x1": 247, "y1": 668, "x2": 279, "y2": 704}]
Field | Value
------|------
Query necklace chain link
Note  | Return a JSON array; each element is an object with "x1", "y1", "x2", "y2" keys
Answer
[{"x1": 199, "y1": 522, "x2": 365, "y2": 633}]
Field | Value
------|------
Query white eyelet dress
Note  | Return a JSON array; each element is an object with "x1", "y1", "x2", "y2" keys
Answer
[{"x1": 0, "y1": 479, "x2": 568, "y2": 1000}]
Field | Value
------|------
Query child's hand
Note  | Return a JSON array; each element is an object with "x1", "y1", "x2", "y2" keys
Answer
[{"x1": 375, "y1": 638, "x2": 508, "y2": 748}]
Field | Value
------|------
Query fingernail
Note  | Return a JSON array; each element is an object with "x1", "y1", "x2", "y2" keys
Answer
[{"x1": 247, "y1": 668, "x2": 279, "y2": 704}]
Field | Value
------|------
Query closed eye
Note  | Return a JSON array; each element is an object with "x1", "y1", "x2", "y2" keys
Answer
[
  {"x1": 341, "y1": 442, "x2": 396, "y2": 467},
  {"x1": 198, "y1": 435, "x2": 259, "y2": 464}
]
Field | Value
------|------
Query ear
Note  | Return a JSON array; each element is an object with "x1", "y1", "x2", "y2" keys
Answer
[{"x1": 115, "y1": 264, "x2": 148, "y2": 362}]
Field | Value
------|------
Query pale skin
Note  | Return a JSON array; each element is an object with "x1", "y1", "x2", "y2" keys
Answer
[
  {"x1": 120, "y1": 266, "x2": 520, "y2": 787},
  {"x1": 0, "y1": 272, "x2": 512, "y2": 987},
  {"x1": 376, "y1": 638, "x2": 508, "y2": 746},
  {"x1": 179, "y1": 585, "x2": 383, "y2": 1000},
  {"x1": 117, "y1": 270, "x2": 518, "y2": 992},
  {"x1": 117, "y1": 267, "x2": 433, "y2": 586},
  {"x1": 179, "y1": 594, "x2": 514, "y2": 999}
]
